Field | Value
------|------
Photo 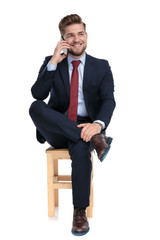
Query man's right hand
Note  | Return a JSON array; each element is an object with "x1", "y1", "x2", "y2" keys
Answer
[{"x1": 49, "y1": 41, "x2": 70, "y2": 66}]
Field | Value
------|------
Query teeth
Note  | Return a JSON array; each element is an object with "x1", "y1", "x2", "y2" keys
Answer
[{"x1": 72, "y1": 44, "x2": 82, "y2": 46}]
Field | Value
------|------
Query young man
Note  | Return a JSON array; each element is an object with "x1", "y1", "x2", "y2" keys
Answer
[{"x1": 29, "y1": 14, "x2": 116, "y2": 236}]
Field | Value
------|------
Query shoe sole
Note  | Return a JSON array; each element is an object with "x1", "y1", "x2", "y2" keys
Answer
[
  {"x1": 107, "y1": 137, "x2": 113, "y2": 145},
  {"x1": 100, "y1": 145, "x2": 111, "y2": 162},
  {"x1": 71, "y1": 228, "x2": 90, "y2": 236}
]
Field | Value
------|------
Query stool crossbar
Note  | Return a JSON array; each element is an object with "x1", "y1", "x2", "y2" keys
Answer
[{"x1": 46, "y1": 147, "x2": 94, "y2": 218}]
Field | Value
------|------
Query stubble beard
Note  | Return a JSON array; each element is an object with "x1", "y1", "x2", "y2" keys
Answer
[{"x1": 68, "y1": 45, "x2": 87, "y2": 57}]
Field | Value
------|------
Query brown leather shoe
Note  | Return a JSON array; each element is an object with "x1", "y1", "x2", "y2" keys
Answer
[
  {"x1": 72, "y1": 208, "x2": 89, "y2": 236},
  {"x1": 91, "y1": 133, "x2": 111, "y2": 162}
]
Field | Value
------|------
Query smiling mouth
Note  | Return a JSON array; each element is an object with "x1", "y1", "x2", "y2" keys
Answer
[{"x1": 71, "y1": 43, "x2": 82, "y2": 48}]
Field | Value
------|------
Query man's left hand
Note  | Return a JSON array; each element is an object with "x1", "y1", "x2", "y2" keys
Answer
[{"x1": 77, "y1": 123, "x2": 102, "y2": 142}]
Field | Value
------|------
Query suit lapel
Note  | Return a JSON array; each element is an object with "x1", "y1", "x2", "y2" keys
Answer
[
  {"x1": 59, "y1": 58, "x2": 70, "y2": 98},
  {"x1": 83, "y1": 54, "x2": 95, "y2": 92}
]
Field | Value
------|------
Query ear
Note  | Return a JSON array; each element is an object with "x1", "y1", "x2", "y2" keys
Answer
[{"x1": 85, "y1": 32, "x2": 88, "y2": 40}]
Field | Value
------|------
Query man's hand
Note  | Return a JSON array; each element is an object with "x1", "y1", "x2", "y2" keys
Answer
[
  {"x1": 49, "y1": 41, "x2": 70, "y2": 65},
  {"x1": 77, "y1": 123, "x2": 102, "y2": 142}
]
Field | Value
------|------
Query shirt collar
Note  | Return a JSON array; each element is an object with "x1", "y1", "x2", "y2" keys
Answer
[{"x1": 67, "y1": 52, "x2": 86, "y2": 66}]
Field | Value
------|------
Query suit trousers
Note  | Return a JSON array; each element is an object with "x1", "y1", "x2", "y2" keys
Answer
[{"x1": 29, "y1": 100, "x2": 93, "y2": 208}]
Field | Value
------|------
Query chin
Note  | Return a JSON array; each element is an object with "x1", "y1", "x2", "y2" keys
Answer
[
  {"x1": 69, "y1": 47, "x2": 86, "y2": 57},
  {"x1": 69, "y1": 52, "x2": 83, "y2": 57}
]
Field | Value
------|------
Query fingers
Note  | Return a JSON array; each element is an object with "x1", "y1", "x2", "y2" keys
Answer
[
  {"x1": 57, "y1": 41, "x2": 70, "y2": 51},
  {"x1": 77, "y1": 123, "x2": 101, "y2": 142},
  {"x1": 61, "y1": 53, "x2": 67, "y2": 60},
  {"x1": 82, "y1": 126, "x2": 96, "y2": 142},
  {"x1": 77, "y1": 123, "x2": 90, "y2": 141},
  {"x1": 77, "y1": 123, "x2": 86, "y2": 128},
  {"x1": 51, "y1": 41, "x2": 71, "y2": 65},
  {"x1": 78, "y1": 123, "x2": 94, "y2": 142}
]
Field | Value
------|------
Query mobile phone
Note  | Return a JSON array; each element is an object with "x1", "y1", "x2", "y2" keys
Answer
[{"x1": 61, "y1": 37, "x2": 68, "y2": 55}]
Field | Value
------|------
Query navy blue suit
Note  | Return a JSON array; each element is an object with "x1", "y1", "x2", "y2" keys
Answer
[{"x1": 29, "y1": 53, "x2": 115, "y2": 208}]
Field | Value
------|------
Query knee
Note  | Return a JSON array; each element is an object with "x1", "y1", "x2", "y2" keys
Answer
[{"x1": 29, "y1": 100, "x2": 44, "y2": 118}]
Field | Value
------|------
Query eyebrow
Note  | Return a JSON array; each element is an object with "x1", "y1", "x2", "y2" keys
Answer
[{"x1": 66, "y1": 31, "x2": 85, "y2": 36}]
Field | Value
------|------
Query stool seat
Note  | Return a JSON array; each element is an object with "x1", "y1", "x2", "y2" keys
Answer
[{"x1": 46, "y1": 147, "x2": 94, "y2": 218}]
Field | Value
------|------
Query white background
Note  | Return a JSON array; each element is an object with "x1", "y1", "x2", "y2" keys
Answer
[{"x1": 0, "y1": 0, "x2": 160, "y2": 239}]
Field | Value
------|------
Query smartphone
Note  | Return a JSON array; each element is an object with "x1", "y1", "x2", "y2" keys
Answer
[{"x1": 61, "y1": 37, "x2": 68, "y2": 55}]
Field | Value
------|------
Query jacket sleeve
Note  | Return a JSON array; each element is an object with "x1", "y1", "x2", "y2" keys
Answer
[
  {"x1": 95, "y1": 61, "x2": 116, "y2": 128},
  {"x1": 31, "y1": 56, "x2": 55, "y2": 100}
]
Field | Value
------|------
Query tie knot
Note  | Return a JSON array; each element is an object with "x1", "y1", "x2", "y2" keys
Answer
[{"x1": 72, "y1": 60, "x2": 81, "y2": 68}]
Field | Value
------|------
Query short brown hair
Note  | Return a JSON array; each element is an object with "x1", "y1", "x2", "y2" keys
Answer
[{"x1": 59, "y1": 14, "x2": 86, "y2": 37}]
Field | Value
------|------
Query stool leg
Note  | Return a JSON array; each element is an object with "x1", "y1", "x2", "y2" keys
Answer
[
  {"x1": 87, "y1": 177, "x2": 93, "y2": 218},
  {"x1": 47, "y1": 153, "x2": 55, "y2": 216},
  {"x1": 87, "y1": 154, "x2": 94, "y2": 218},
  {"x1": 54, "y1": 159, "x2": 59, "y2": 207}
]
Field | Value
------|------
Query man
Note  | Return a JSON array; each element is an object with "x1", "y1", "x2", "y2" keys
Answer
[{"x1": 29, "y1": 14, "x2": 115, "y2": 236}]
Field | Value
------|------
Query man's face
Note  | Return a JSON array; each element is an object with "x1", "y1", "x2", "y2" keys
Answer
[{"x1": 63, "y1": 23, "x2": 88, "y2": 58}]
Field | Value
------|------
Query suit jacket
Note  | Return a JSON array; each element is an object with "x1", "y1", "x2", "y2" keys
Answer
[{"x1": 31, "y1": 53, "x2": 116, "y2": 143}]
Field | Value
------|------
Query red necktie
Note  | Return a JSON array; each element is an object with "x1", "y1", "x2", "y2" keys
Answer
[{"x1": 68, "y1": 60, "x2": 81, "y2": 122}]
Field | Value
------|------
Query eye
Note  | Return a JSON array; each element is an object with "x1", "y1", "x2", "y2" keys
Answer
[
  {"x1": 80, "y1": 32, "x2": 85, "y2": 36},
  {"x1": 68, "y1": 34, "x2": 74, "y2": 38}
]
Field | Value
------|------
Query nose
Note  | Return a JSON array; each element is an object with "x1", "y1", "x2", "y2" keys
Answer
[{"x1": 73, "y1": 34, "x2": 79, "y2": 42}]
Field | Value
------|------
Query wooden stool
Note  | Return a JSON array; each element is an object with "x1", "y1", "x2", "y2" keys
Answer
[{"x1": 46, "y1": 147, "x2": 94, "y2": 218}]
